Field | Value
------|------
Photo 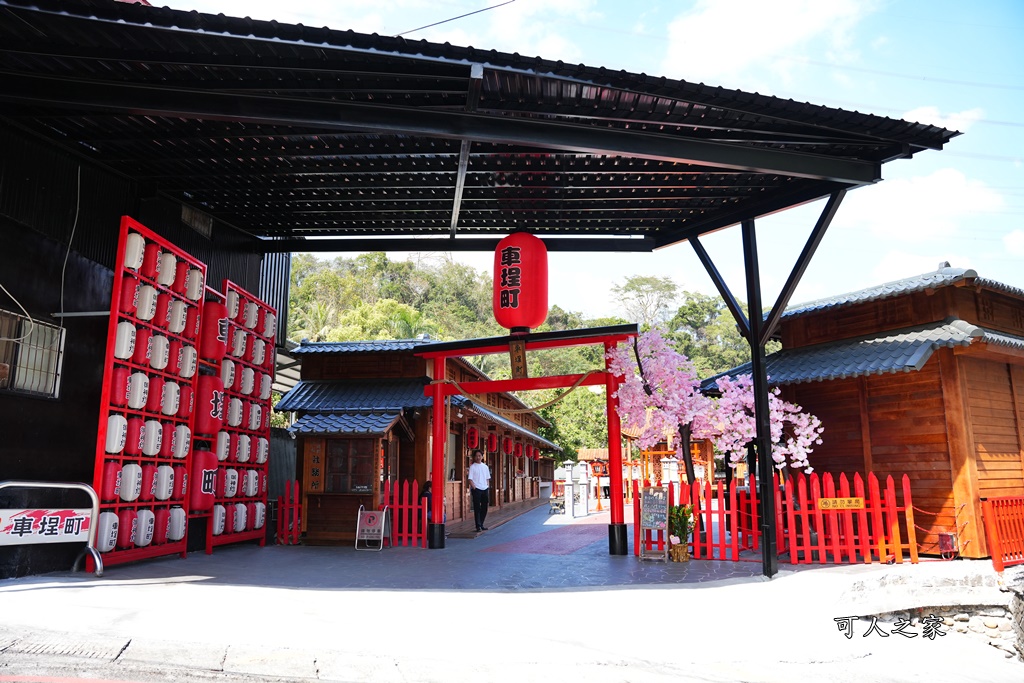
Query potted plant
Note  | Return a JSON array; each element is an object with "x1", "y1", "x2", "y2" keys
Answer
[{"x1": 668, "y1": 504, "x2": 693, "y2": 562}]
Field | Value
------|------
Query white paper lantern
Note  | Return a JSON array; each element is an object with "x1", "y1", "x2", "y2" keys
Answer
[
  {"x1": 185, "y1": 268, "x2": 204, "y2": 301},
  {"x1": 123, "y1": 233, "x2": 146, "y2": 270},
  {"x1": 114, "y1": 321, "x2": 136, "y2": 359},
  {"x1": 136, "y1": 285, "x2": 158, "y2": 321},
  {"x1": 105, "y1": 414, "x2": 128, "y2": 454},
  {"x1": 149, "y1": 335, "x2": 170, "y2": 370},
  {"x1": 127, "y1": 372, "x2": 149, "y2": 410}
]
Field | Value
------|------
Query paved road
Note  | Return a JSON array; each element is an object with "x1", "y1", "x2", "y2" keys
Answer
[{"x1": 0, "y1": 506, "x2": 1020, "y2": 682}]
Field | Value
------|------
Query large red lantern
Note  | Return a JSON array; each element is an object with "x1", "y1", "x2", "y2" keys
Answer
[
  {"x1": 466, "y1": 427, "x2": 479, "y2": 449},
  {"x1": 502, "y1": 436, "x2": 513, "y2": 455},
  {"x1": 487, "y1": 432, "x2": 498, "y2": 453},
  {"x1": 514, "y1": 442, "x2": 523, "y2": 458},
  {"x1": 493, "y1": 232, "x2": 548, "y2": 331}
]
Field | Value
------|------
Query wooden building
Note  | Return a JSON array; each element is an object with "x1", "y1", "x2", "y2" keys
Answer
[
  {"x1": 275, "y1": 339, "x2": 559, "y2": 543},
  {"x1": 703, "y1": 264, "x2": 1024, "y2": 558}
]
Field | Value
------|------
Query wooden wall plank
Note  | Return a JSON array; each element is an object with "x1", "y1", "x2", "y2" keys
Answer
[{"x1": 945, "y1": 352, "x2": 986, "y2": 557}]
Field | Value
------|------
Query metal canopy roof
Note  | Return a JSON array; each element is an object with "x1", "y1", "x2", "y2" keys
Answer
[{"x1": 0, "y1": 0, "x2": 958, "y2": 254}]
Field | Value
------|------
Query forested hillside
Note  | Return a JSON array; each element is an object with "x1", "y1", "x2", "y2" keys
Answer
[{"x1": 286, "y1": 252, "x2": 770, "y2": 457}]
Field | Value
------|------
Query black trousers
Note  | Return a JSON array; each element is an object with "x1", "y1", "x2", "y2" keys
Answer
[{"x1": 471, "y1": 488, "x2": 489, "y2": 529}]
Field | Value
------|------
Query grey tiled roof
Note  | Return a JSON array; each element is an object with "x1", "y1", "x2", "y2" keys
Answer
[
  {"x1": 275, "y1": 378, "x2": 432, "y2": 413},
  {"x1": 783, "y1": 266, "x2": 977, "y2": 319},
  {"x1": 290, "y1": 339, "x2": 435, "y2": 355},
  {"x1": 290, "y1": 412, "x2": 401, "y2": 436},
  {"x1": 701, "y1": 319, "x2": 1023, "y2": 392}
]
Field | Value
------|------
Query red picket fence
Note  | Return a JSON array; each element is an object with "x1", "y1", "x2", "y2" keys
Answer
[
  {"x1": 276, "y1": 479, "x2": 301, "y2": 545},
  {"x1": 981, "y1": 496, "x2": 1024, "y2": 571},
  {"x1": 633, "y1": 471, "x2": 919, "y2": 565},
  {"x1": 633, "y1": 479, "x2": 758, "y2": 561},
  {"x1": 776, "y1": 471, "x2": 918, "y2": 565},
  {"x1": 380, "y1": 479, "x2": 429, "y2": 548}
]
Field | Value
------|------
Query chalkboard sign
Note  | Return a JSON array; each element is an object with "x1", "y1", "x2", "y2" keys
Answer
[
  {"x1": 641, "y1": 487, "x2": 668, "y2": 530},
  {"x1": 639, "y1": 487, "x2": 669, "y2": 562}
]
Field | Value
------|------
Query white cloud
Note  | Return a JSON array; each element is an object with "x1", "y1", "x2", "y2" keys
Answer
[
  {"x1": 901, "y1": 106, "x2": 984, "y2": 133},
  {"x1": 833, "y1": 168, "x2": 1005, "y2": 242},
  {"x1": 1005, "y1": 230, "x2": 1024, "y2": 256},
  {"x1": 870, "y1": 251, "x2": 959, "y2": 284},
  {"x1": 659, "y1": 0, "x2": 877, "y2": 86}
]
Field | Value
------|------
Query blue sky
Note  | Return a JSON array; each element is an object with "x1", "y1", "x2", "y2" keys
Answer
[{"x1": 161, "y1": 0, "x2": 1024, "y2": 319}]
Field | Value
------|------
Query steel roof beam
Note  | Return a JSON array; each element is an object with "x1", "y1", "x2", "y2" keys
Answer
[
  {"x1": 0, "y1": 72, "x2": 882, "y2": 184},
  {"x1": 254, "y1": 237, "x2": 655, "y2": 253}
]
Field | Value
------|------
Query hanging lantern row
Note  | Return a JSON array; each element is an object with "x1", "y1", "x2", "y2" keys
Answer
[{"x1": 474, "y1": 431, "x2": 544, "y2": 460}]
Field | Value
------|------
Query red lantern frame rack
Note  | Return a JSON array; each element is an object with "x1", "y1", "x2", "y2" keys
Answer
[
  {"x1": 204, "y1": 280, "x2": 275, "y2": 552},
  {"x1": 90, "y1": 216, "x2": 207, "y2": 567}
]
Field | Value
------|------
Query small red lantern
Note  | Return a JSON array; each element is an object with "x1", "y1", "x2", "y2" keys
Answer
[
  {"x1": 493, "y1": 232, "x2": 548, "y2": 332},
  {"x1": 467, "y1": 427, "x2": 479, "y2": 449},
  {"x1": 514, "y1": 442, "x2": 523, "y2": 458},
  {"x1": 502, "y1": 436, "x2": 513, "y2": 455},
  {"x1": 487, "y1": 432, "x2": 498, "y2": 453}
]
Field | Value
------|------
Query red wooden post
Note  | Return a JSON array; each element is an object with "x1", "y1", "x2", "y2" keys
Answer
[
  {"x1": 729, "y1": 478, "x2": 739, "y2": 560},
  {"x1": 901, "y1": 475, "x2": 919, "y2": 563},
  {"x1": 982, "y1": 499, "x2": 1005, "y2": 571},
  {"x1": 633, "y1": 480, "x2": 640, "y2": 557},
  {"x1": 839, "y1": 473, "x2": 856, "y2": 563},
  {"x1": 810, "y1": 473, "x2": 826, "y2": 564},
  {"x1": 604, "y1": 341, "x2": 627, "y2": 555},
  {"x1": 751, "y1": 473, "x2": 759, "y2": 552},
  {"x1": 885, "y1": 475, "x2": 904, "y2": 564},
  {"x1": 853, "y1": 473, "x2": 871, "y2": 563},
  {"x1": 429, "y1": 357, "x2": 447, "y2": 547},
  {"x1": 782, "y1": 473, "x2": 796, "y2": 563},
  {"x1": 823, "y1": 473, "x2": 842, "y2": 563},
  {"x1": 714, "y1": 481, "x2": 725, "y2": 560},
  {"x1": 868, "y1": 473, "x2": 887, "y2": 562}
]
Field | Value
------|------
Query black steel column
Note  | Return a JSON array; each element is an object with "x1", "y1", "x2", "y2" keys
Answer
[{"x1": 741, "y1": 219, "x2": 779, "y2": 578}]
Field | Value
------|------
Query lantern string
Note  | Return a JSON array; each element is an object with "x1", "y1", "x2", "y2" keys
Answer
[{"x1": 430, "y1": 369, "x2": 604, "y2": 415}]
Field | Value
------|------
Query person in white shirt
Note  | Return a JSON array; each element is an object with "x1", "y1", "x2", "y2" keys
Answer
[{"x1": 467, "y1": 449, "x2": 491, "y2": 532}]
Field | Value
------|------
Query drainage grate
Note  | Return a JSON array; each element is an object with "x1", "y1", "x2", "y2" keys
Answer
[{"x1": 7, "y1": 634, "x2": 129, "y2": 660}]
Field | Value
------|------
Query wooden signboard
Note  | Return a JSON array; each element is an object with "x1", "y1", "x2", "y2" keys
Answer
[
  {"x1": 640, "y1": 486, "x2": 669, "y2": 561},
  {"x1": 354, "y1": 505, "x2": 391, "y2": 551}
]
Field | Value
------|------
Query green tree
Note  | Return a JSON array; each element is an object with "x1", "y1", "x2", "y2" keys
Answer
[
  {"x1": 611, "y1": 275, "x2": 678, "y2": 329},
  {"x1": 536, "y1": 386, "x2": 608, "y2": 461},
  {"x1": 666, "y1": 291, "x2": 780, "y2": 378}
]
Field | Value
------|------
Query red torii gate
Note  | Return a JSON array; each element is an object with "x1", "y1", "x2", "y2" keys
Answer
[{"x1": 418, "y1": 324, "x2": 638, "y2": 554}]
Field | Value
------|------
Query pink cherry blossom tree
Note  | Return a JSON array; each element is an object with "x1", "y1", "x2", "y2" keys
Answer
[
  {"x1": 607, "y1": 328, "x2": 713, "y2": 483},
  {"x1": 710, "y1": 374, "x2": 822, "y2": 474},
  {"x1": 608, "y1": 329, "x2": 824, "y2": 480}
]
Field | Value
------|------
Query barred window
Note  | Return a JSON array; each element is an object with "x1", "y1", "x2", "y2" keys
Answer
[{"x1": 0, "y1": 309, "x2": 65, "y2": 398}]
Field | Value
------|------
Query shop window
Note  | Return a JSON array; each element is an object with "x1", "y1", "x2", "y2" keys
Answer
[
  {"x1": 0, "y1": 309, "x2": 64, "y2": 399},
  {"x1": 325, "y1": 438, "x2": 376, "y2": 493}
]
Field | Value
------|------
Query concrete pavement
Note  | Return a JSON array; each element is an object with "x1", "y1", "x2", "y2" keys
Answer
[{"x1": 0, "y1": 505, "x2": 1021, "y2": 682}]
